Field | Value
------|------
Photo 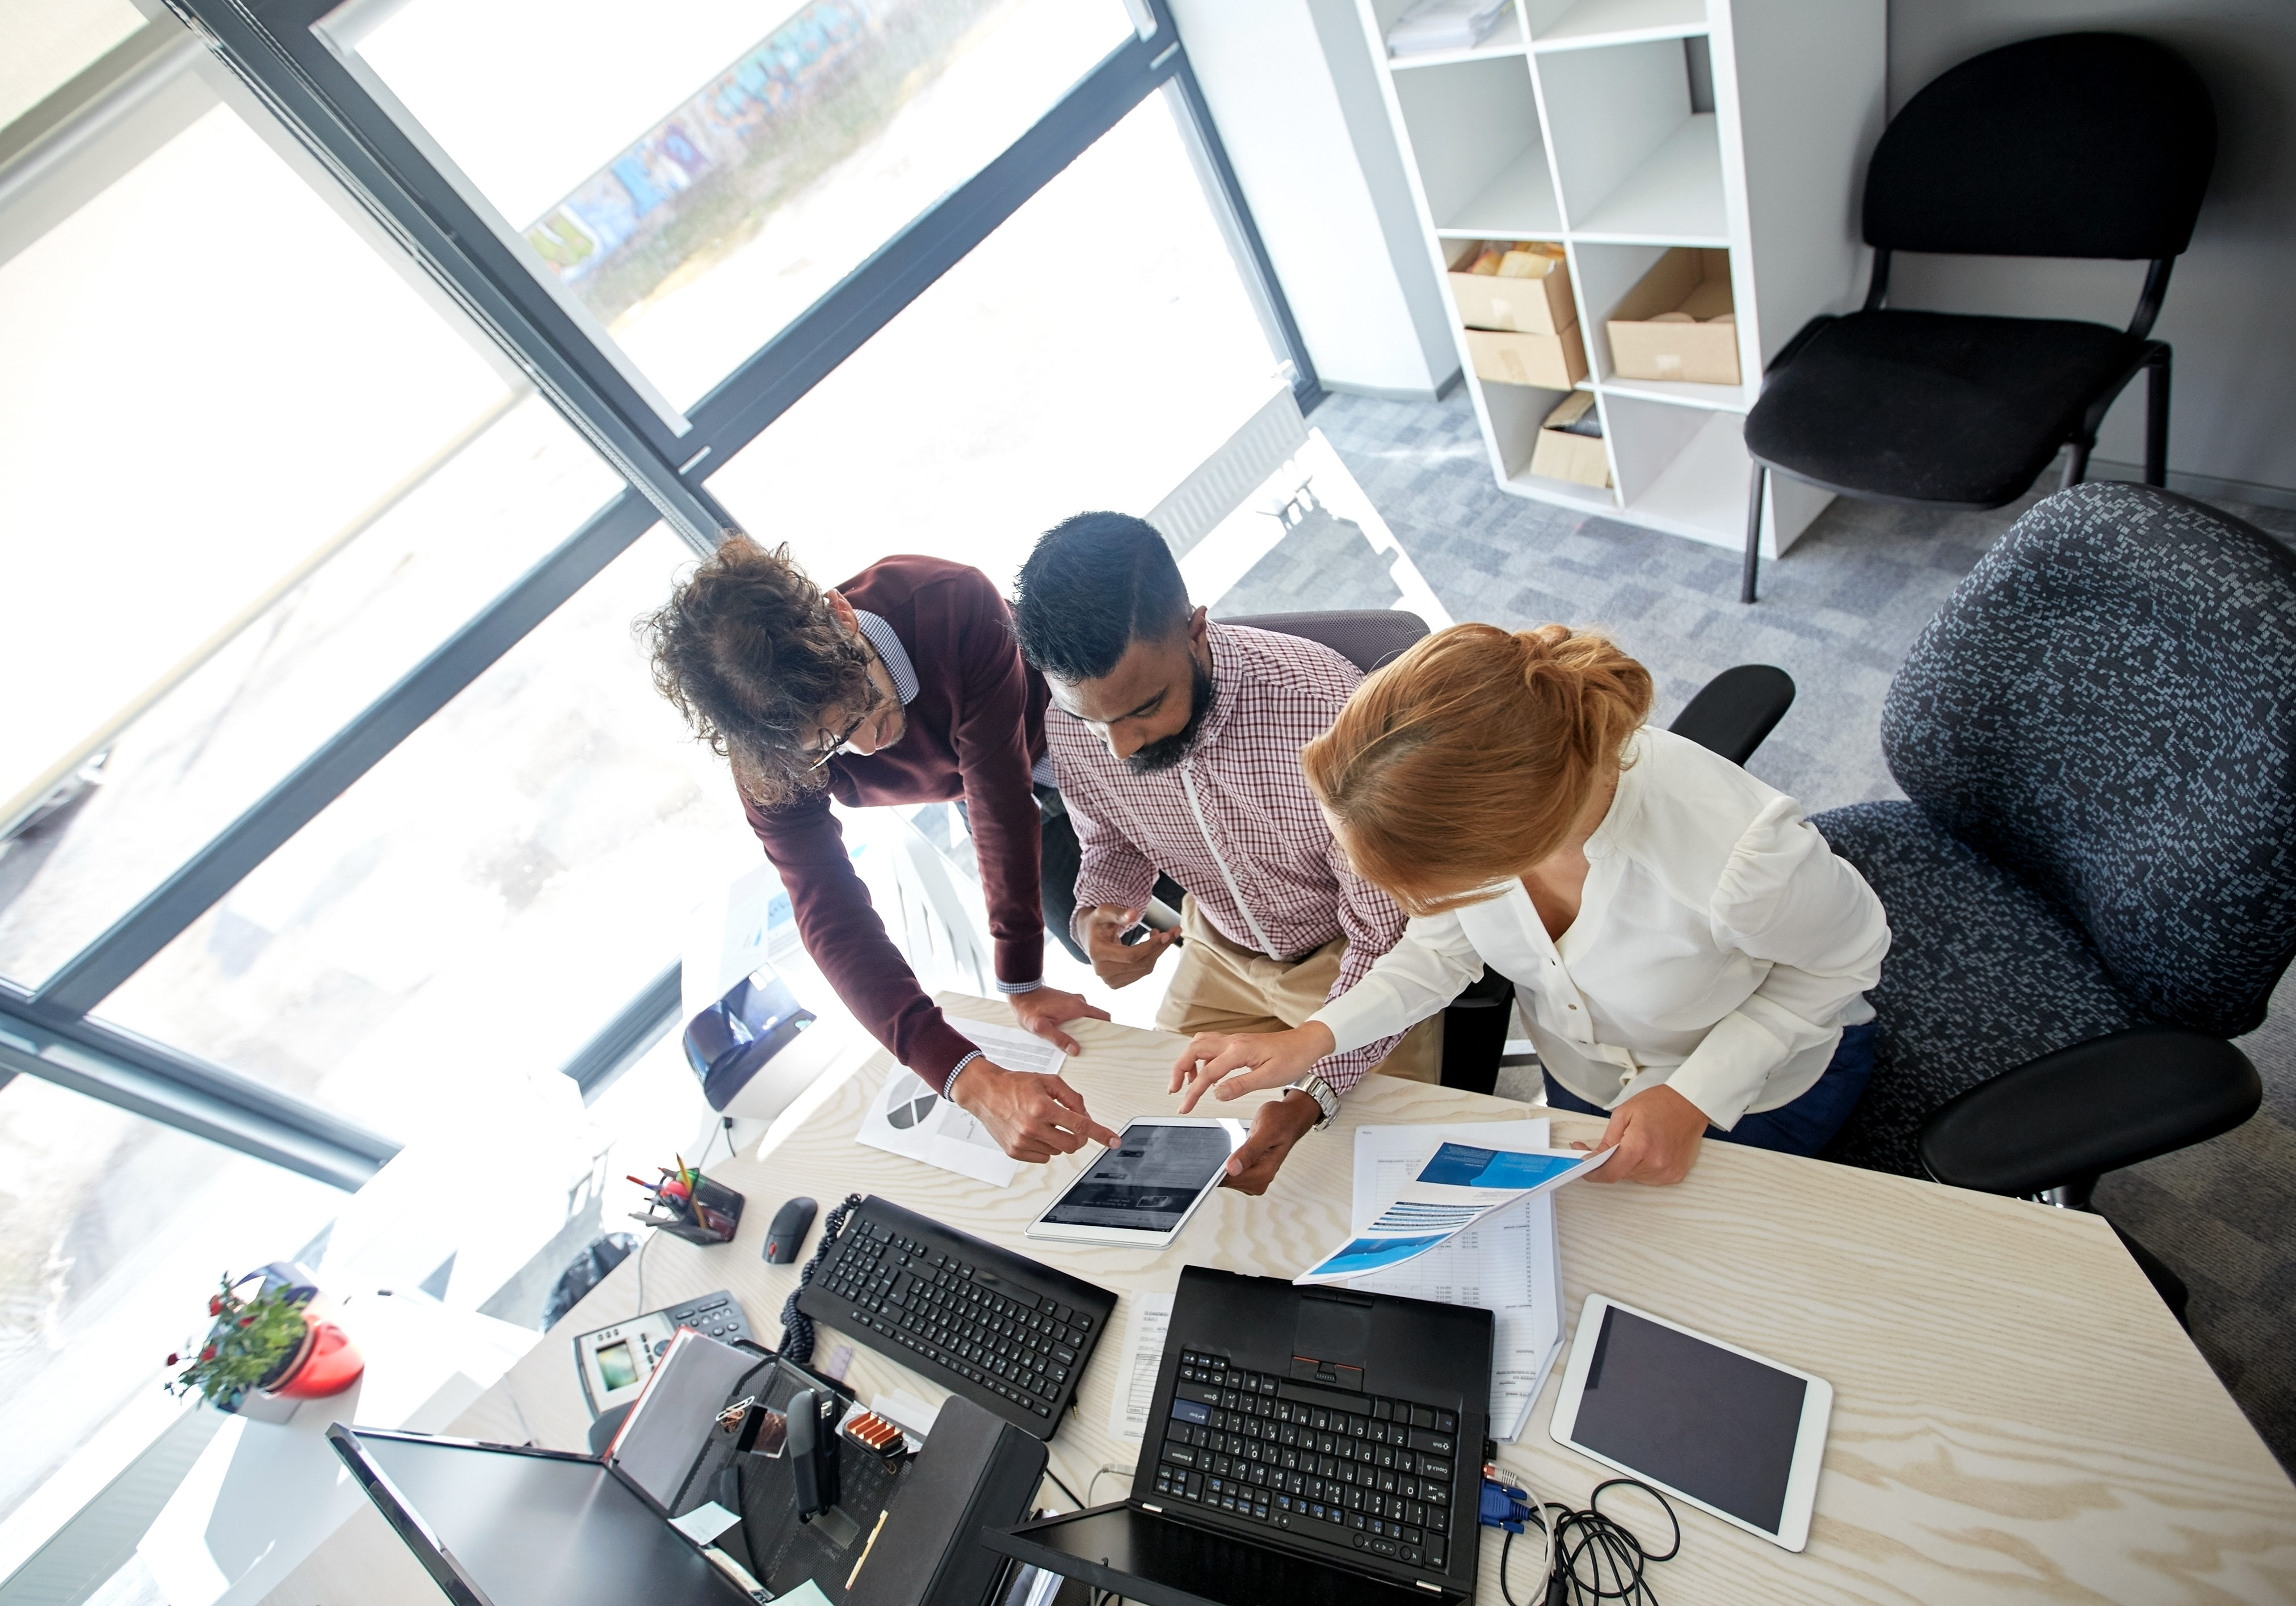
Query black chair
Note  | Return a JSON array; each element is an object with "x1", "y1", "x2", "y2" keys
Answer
[
  {"x1": 1739, "y1": 33, "x2": 2217, "y2": 604},
  {"x1": 1811, "y1": 484, "x2": 2294, "y2": 1317},
  {"x1": 1224, "y1": 612, "x2": 1796, "y2": 1094}
]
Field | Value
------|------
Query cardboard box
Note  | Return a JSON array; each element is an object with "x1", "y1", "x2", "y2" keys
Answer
[
  {"x1": 1446, "y1": 241, "x2": 1575, "y2": 335},
  {"x1": 1606, "y1": 247, "x2": 1740, "y2": 385},
  {"x1": 1465, "y1": 323, "x2": 1589, "y2": 389},
  {"x1": 1528, "y1": 392, "x2": 1610, "y2": 488}
]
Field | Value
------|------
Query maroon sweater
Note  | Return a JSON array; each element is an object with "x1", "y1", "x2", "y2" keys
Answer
[{"x1": 741, "y1": 557, "x2": 1049, "y2": 1090}]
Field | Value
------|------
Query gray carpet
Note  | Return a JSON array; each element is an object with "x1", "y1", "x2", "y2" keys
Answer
[{"x1": 1212, "y1": 388, "x2": 2296, "y2": 1474}]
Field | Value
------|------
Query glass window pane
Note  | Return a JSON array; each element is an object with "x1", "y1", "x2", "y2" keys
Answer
[
  {"x1": 328, "y1": 0, "x2": 1136, "y2": 409},
  {"x1": 0, "y1": 105, "x2": 621, "y2": 987},
  {"x1": 91, "y1": 529, "x2": 761, "y2": 1134},
  {"x1": 704, "y1": 87, "x2": 1285, "y2": 590},
  {"x1": 0, "y1": 0, "x2": 147, "y2": 131},
  {"x1": 0, "y1": 1077, "x2": 342, "y2": 1531}
]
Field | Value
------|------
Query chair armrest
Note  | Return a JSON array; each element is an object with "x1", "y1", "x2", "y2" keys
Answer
[
  {"x1": 1667, "y1": 665, "x2": 1794, "y2": 768},
  {"x1": 1917, "y1": 1028, "x2": 2260, "y2": 1196}
]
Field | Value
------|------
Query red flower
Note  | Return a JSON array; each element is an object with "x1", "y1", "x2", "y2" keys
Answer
[
  {"x1": 208, "y1": 1296, "x2": 222, "y2": 1315},
  {"x1": 166, "y1": 1353, "x2": 180, "y2": 1367},
  {"x1": 200, "y1": 1345, "x2": 217, "y2": 1361},
  {"x1": 237, "y1": 1315, "x2": 253, "y2": 1327}
]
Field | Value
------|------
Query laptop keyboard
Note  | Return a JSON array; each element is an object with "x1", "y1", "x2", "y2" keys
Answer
[{"x1": 1148, "y1": 1348, "x2": 1460, "y2": 1573}]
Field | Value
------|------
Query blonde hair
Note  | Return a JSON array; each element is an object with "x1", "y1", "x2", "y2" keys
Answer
[{"x1": 1301, "y1": 624, "x2": 1652, "y2": 914}]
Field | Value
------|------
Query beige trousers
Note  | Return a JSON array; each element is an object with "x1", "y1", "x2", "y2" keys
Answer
[{"x1": 1154, "y1": 897, "x2": 1443, "y2": 1084}]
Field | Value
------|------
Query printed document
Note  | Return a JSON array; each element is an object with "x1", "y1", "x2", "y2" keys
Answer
[
  {"x1": 1109, "y1": 1289, "x2": 1176, "y2": 1441},
  {"x1": 1347, "y1": 1119, "x2": 1561, "y2": 1443},
  {"x1": 854, "y1": 1018, "x2": 1065, "y2": 1187},
  {"x1": 1305, "y1": 1122, "x2": 1603, "y2": 1437}
]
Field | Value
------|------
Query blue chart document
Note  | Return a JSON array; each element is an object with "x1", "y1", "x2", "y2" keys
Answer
[{"x1": 1297, "y1": 1141, "x2": 1608, "y2": 1287}]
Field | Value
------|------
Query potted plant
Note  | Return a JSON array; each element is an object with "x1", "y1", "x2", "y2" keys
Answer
[{"x1": 166, "y1": 1265, "x2": 364, "y2": 1413}]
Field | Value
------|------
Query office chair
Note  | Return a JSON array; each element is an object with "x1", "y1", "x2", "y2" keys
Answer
[
  {"x1": 1223, "y1": 612, "x2": 1797, "y2": 1094},
  {"x1": 1738, "y1": 32, "x2": 2217, "y2": 603},
  {"x1": 1811, "y1": 484, "x2": 2293, "y2": 1318}
]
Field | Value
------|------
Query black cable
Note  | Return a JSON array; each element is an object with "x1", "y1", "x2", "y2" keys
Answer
[
  {"x1": 1496, "y1": 1478, "x2": 1679, "y2": 1606},
  {"x1": 777, "y1": 1192, "x2": 864, "y2": 1364},
  {"x1": 1044, "y1": 1469, "x2": 1084, "y2": 1510}
]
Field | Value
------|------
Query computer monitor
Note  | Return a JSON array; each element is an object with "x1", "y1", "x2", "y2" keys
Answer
[{"x1": 329, "y1": 1426, "x2": 758, "y2": 1606}]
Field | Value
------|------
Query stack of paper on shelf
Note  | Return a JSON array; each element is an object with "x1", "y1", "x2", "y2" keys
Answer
[{"x1": 1387, "y1": 0, "x2": 1511, "y2": 56}]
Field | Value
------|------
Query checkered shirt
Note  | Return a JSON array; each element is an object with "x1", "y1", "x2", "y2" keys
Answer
[{"x1": 1049, "y1": 622, "x2": 1408, "y2": 1094}]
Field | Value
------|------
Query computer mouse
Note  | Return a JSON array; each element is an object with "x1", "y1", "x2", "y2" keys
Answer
[{"x1": 764, "y1": 1196, "x2": 817, "y2": 1264}]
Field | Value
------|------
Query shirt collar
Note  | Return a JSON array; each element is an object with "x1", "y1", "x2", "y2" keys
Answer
[
  {"x1": 1583, "y1": 728, "x2": 1649, "y2": 861},
  {"x1": 853, "y1": 610, "x2": 917, "y2": 707},
  {"x1": 1192, "y1": 621, "x2": 1241, "y2": 751}
]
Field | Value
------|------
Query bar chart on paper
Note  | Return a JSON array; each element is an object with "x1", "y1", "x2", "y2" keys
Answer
[{"x1": 1347, "y1": 1120, "x2": 1565, "y2": 1440}]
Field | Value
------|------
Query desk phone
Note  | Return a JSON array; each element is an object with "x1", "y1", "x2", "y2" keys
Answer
[{"x1": 573, "y1": 1289, "x2": 752, "y2": 1416}]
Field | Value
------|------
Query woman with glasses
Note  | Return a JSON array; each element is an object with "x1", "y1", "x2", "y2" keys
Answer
[{"x1": 646, "y1": 539, "x2": 1116, "y2": 1163}]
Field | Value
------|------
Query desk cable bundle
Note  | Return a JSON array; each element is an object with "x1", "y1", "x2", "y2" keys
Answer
[{"x1": 1479, "y1": 1462, "x2": 1681, "y2": 1606}]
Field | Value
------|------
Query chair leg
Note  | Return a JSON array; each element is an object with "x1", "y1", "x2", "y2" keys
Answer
[
  {"x1": 2145, "y1": 350, "x2": 2172, "y2": 487},
  {"x1": 2060, "y1": 437, "x2": 2093, "y2": 491},
  {"x1": 1741, "y1": 464, "x2": 1766, "y2": 604}
]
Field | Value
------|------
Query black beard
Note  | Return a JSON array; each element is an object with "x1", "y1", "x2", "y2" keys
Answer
[{"x1": 1127, "y1": 657, "x2": 1216, "y2": 775}]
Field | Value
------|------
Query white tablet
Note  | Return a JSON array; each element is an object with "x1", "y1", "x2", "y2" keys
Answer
[
  {"x1": 1024, "y1": 1117, "x2": 1246, "y2": 1249},
  {"x1": 1549, "y1": 1295, "x2": 1833, "y2": 1552}
]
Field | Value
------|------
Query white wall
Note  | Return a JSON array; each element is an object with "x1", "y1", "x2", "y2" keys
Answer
[
  {"x1": 1171, "y1": 0, "x2": 1460, "y2": 400},
  {"x1": 1887, "y1": 0, "x2": 2296, "y2": 499}
]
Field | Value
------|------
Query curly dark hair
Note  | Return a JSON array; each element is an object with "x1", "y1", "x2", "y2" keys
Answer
[{"x1": 640, "y1": 535, "x2": 876, "y2": 805}]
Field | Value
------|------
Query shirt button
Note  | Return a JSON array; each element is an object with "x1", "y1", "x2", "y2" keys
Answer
[{"x1": 1568, "y1": 1004, "x2": 1578, "y2": 1011}]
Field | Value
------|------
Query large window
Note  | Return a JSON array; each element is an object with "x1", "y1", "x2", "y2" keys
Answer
[
  {"x1": 707, "y1": 89, "x2": 1285, "y2": 589},
  {"x1": 0, "y1": 104, "x2": 615, "y2": 986},
  {"x1": 0, "y1": 0, "x2": 1307, "y2": 1552},
  {"x1": 330, "y1": 0, "x2": 1137, "y2": 413}
]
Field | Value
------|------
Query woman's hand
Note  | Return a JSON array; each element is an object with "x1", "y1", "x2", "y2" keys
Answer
[
  {"x1": 1169, "y1": 1023, "x2": 1335, "y2": 1113},
  {"x1": 1573, "y1": 1083, "x2": 1710, "y2": 1185}
]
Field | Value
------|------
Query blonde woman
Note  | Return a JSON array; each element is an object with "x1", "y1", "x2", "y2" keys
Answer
[{"x1": 1168, "y1": 624, "x2": 1890, "y2": 1185}]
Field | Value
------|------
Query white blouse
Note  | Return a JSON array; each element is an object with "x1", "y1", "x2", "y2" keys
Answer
[{"x1": 1313, "y1": 728, "x2": 1891, "y2": 1127}]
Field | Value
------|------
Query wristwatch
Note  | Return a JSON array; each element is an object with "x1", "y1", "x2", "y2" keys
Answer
[{"x1": 1284, "y1": 1071, "x2": 1342, "y2": 1131}]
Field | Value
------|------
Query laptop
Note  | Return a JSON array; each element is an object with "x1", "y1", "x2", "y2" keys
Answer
[{"x1": 985, "y1": 1266, "x2": 1493, "y2": 1606}]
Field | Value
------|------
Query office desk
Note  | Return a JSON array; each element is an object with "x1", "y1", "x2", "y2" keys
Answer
[{"x1": 355, "y1": 994, "x2": 2296, "y2": 1604}]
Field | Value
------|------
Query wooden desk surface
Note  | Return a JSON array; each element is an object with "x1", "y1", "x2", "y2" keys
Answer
[{"x1": 447, "y1": 996, "x2": 2296, "y2": 1605}]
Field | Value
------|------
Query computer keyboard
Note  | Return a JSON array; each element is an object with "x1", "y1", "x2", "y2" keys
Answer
[
  {"x1": 794, "y1": 1196, "x2": 1115, "y2": 1440},
  {"x1": 1146, "y1": 1348, "x2": 1462, "y2": 1573}
]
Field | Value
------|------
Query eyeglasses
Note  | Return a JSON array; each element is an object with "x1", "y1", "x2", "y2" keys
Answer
[{"x1": 803, "y1": 706, "x2": 872, "y2": 772}]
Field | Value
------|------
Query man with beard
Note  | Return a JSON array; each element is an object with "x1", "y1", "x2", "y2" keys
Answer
[{"x1": 1010, "y1": 512, "x2": 1439, "y2": 1195}]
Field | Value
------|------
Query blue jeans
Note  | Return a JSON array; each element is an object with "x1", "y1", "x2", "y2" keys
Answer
[{"x1": 1541, "y1": 1021, "x2": 1878, "y2": 1158}]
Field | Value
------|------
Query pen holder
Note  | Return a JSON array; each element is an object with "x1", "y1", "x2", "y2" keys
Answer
[{"x1": 636, "y1": 1177, "x2": 746, "y2": 1245}]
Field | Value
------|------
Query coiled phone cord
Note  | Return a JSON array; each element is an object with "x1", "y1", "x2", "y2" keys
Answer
[{"x1": 777, "y1": 1192, "x2": 863, "y2": 1365}]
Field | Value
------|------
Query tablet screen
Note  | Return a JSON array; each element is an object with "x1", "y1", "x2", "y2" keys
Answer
[
  {"x1": 1570, "y1": 1306, "x2": 1808, "y2": 1534},
  {"x1": 1040, "y1": 1123, "x2": 1233, "y2": 1232}
]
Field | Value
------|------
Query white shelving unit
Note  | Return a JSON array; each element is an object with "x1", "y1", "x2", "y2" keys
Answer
[{"x1": 1360, "y1": 0, "x2": 1885, "y2": 560}]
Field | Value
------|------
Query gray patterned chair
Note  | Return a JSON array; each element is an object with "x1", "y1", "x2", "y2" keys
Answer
[{"x1": 1813, "y1": 484, "x2": 2295, "y2": 1314}]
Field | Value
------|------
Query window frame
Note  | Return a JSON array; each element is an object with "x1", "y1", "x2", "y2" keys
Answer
[{"x1": 0, "y1": 0, "x2": 1318, "y2": 1186}]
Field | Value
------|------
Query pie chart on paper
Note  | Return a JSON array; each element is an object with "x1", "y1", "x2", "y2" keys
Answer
[{"x1": 884, "y1": 1073, "x2": 940, "y2": 1131}]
